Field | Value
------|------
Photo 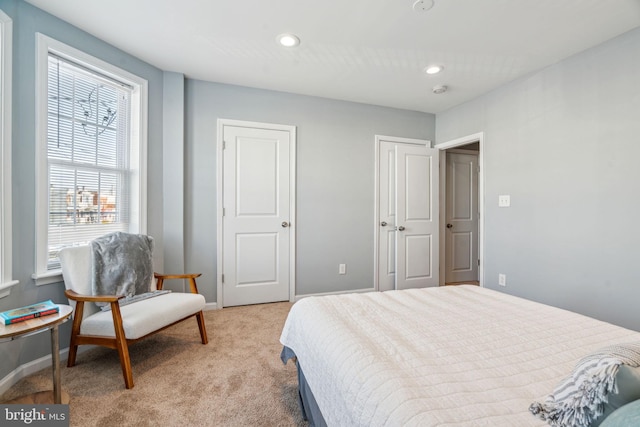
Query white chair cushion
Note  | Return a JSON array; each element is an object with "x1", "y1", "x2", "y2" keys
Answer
[{"x1": 80, "y1": 292, "x2": 205, "y2": 339}]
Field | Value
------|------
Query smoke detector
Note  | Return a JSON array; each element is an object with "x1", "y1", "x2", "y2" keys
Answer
[
  {"x1": 432, "y1": 85, "x2": 448, "y2": 94},
  {"x1": 413, "y1": 0, "x2": 435, "y2": 12}
]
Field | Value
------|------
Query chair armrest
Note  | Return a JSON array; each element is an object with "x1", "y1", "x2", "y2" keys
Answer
[
  {"x1": 153, "y1": 273, "x2": 202, "y2": 293},
  {"x1": 154, "y1": 273, "x2": 202, "y2": 280},
  {"x1": 65, "y1": 289, "x2": 124, "y2": 303}
]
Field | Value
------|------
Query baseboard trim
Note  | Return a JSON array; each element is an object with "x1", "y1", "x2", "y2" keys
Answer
[
  {"x1": 204, "y1": 302, "x2": 218, "y2": 311},
  {"x1": 0, "y1": 345, "x2": 101, "y2": 396},
  {"x1": 294, "y1": 287, "x2": 375, "y2": 302}
]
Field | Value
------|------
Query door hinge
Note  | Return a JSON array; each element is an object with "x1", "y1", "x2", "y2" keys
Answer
[
  {"x1": 222, "y1": 207, "x2": 225, "y2": 216},
  {"x1": 221, "y1": 274, "x2": 224, "y2": 283},
  {"x1": 477, "y1": 259, "x2": 480, "y2": 266},
  {"x1": 222, "y1": 140, "x2": 226, "y2": 149}
]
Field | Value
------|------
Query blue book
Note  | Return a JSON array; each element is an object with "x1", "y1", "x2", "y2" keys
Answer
[{"x1": 0, "y1": 300, "x2": 59, "y2": 325}]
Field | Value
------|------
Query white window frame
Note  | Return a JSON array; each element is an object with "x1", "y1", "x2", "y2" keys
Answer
[
  {"x1": 0, "y1": 10, "x2": 17, "y2": 297},
  {"x1": 34, "y1": 34, "x2": 148, "y2": 285}
]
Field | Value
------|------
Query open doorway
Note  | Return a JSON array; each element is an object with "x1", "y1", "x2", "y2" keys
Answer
[{"x1": 435, "y1": 133, "x2": 484, "y2": 287}]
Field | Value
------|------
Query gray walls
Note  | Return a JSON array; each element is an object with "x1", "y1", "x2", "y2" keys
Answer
[
  {"x1": 161, "y1": 72, "x2": 186, "y2": 278},
  {"x1": 0, "y1": 0, "x2": 163, "y2": 382},
  {"x1": 184, "y1": 81, "x2": 434, "y2": 301},
  {"x1": 436, "y1": 27, "x2": 640, "y2": 330}
]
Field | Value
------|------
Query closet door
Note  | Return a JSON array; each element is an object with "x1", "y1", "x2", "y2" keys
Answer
[
  {"x1": 376, "y1": 137, "x2": 439, "y2": 291},
  {"x1": 395, "y1": 144, "x2": 439, "y2": 290},
  {"x1": 221, "y1": 123, "x2": 293, "y2": 307},
  {"x1": 377, "y1": 141, "x2": 398, "y2": 292}
]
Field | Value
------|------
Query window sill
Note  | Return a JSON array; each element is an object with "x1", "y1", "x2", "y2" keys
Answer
[
  {"x1": 31, "y1": 271, "x2": 63, "y2": 286},
  {"x1": 0, "y1": 279, "x2": 20, "y2": 298}
]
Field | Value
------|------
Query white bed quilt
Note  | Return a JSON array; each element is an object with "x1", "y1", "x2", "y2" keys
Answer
[{"x1": 280, "y1": 286, "x2": 640, "y2": 426}]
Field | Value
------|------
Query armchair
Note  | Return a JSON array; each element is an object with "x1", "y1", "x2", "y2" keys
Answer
[{"x1": 59, "y1": 235, "x2": 208, "y2": 389}]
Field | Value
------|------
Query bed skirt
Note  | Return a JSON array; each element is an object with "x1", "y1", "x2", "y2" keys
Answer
[{"x1": 281, "y1": 346, "x2": 327, "y2": 427}]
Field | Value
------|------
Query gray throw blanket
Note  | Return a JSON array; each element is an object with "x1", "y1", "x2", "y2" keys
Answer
[
  {"x1": 91, "y1": 232, "x2": 155, "y2": 308},
  {"x1": 529, "y1": 342, "x2": 640, "y2": 427}
]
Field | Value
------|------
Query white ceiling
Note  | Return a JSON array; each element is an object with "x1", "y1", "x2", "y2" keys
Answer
[{"x1": 24, "y1": 0, "x2": 640, "y2": 114}]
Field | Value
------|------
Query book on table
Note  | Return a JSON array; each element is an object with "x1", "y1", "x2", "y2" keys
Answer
[{"x1": 0, "y1": 300, "x2": 59, "y2": 325}]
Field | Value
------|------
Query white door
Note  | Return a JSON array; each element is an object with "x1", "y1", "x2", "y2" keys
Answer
[
  {"x1": 445, "y1": 152, "x2": 479, "y2": 283},
  {"x1": 376, "y1": 137, "x2": 439, "y2": 291},
  {"x1": 221, "y1": 124, "x2": 293, "y2": 307},
  {"x1": 377, "y1": 141, "x2": 397, "y2": 292},
  {"x1": 395, "y1": 145, "x2": 439, "y2": 289}
]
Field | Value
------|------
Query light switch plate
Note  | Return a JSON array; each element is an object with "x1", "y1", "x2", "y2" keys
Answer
[{"x1": 498, "y1": 195, "x2": 510, "y2": 207}]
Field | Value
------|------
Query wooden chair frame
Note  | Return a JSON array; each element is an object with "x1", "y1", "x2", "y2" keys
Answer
[{"x1": 64, "y1": 273, "x2": 208, "y2": 389}]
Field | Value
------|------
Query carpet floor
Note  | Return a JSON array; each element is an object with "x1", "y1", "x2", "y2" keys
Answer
[{"x1": 1, "y1": 302, "x2": 307, "y2": 427}]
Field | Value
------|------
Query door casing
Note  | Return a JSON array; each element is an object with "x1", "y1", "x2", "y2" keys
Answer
[{"x1": 216, "y1": 119, "x2": 297, "y2": 307}]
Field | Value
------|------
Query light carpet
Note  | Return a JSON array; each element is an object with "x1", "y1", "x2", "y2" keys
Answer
[{"x1": 1, "y1": 302, "x2": 306, "y2": 427}]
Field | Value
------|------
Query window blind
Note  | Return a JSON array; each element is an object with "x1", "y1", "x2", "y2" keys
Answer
[{"x1": 46, "y1": 55, "x2": 132, "y2": 270}]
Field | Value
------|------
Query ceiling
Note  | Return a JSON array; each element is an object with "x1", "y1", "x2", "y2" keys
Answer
[{"x1": 24, "y1": 0, "x2": 640, "y2": 114}]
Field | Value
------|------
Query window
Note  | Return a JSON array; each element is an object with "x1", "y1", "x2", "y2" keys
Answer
[
  {"x1": 46, "y1": 57, "x2": 131, "y2": 266},
  {"x1": 0, "y1": 9, "x2": 17, "y2": 297},
  {"x1": 35, "y1": 34, "x2": 147, "y2": 283}
]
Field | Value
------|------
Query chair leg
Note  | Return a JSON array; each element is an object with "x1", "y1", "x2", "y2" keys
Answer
[
  {"x1": 67, "y1": 301, "x2": 85, "y2": 367},
  {"x1": 111, "y1": 303, "x2": 134, "y2": 389},
  {"x1": 115, "y1": 336, "x2": 134, "y2": 389},
  {"x1": 196, "y1": 311, "x2": 208, "y2": 344},
  {"x1": 67, "y1": 341, "x2": 79, "y2": 368}
]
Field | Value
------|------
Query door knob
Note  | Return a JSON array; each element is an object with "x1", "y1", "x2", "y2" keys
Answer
[
  {"x1": 397, "y1": 226, "x2": 405, "y2": 231},
  {"x1": 381, "y1": 221, "x2": 387, "y2": 227},
  {"x1": 446, "y1": 223, "x2": 453, "y2": 229},
  {"x1": 282, "y1": 221, "x2": 290, "y2": 228}
]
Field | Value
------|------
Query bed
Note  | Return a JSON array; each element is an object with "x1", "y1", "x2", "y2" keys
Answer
[{"x1": 280, "y1": 285, "x2": 640, "y2": 426}]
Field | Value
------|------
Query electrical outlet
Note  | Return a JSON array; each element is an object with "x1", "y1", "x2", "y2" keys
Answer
[
  {"x1": 498, "y1": 274, "x2": 506, "y2": 286},
  {"x1": 498, "y1": 195, "x2": 511, "y2": 207},
  {"x1": 339, "y1": 264, "x2": 346, "y2": 275}
]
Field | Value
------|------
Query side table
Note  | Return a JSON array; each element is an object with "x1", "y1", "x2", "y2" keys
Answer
[{"x1": 0, "y1": 304, "x2": 73, "y2": 404}]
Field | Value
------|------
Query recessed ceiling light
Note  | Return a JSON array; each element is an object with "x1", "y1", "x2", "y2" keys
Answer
[
  {"x1": 277, "y1": 33, "x2": 300, "y2": 48},
  {"x1": 425, "y1": 65, "x2": 443, "y2": 75}
]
